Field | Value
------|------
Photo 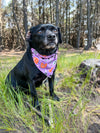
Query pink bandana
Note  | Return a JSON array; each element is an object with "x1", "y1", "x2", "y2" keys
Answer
[{"x1": 31, "y1": 48, "x2": 57, "y2": 78}]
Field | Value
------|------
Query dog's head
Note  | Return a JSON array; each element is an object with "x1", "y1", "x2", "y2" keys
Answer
[{"x1": 26, "y1": 24, "x2": 62, "y2": 55}]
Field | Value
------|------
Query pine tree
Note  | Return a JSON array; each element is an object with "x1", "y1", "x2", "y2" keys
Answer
[
  {"x1": 76, "y1": 0, "x2": 82, "y2": 48},
  {"x1": 56, "y1": 0, "x2": 59, "y2": 26},
  {"x1": 84, "y1": 0, "x2": 91, "y2": 50},
  {"x1": 23, "y1": 0, "x2": 28, "y2": 36}
]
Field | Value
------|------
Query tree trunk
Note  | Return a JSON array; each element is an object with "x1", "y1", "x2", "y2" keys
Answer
[
  {"x1": 52, "y1": 0, "x2": 55, "y2": 24},
  {"x1": 38, "y1": 0, "x2": 42, "y2": 23},
  {"x1": 42, "y1": 0, "x2": 45, "y2": 23},
  {"x1": 76, "y1": 0, "x2": 82, "y2": 49},
  {"x1": 62, "y1": 1, "x2": 65, "y2": 43},
  {"x1": 23, "y1": 0, "x2": 28, "y2": 36},
  {"x1": 50, "y1": 0, "x2": 52, "y2": 23},
  {"x1": 31, "y1": 0, "x2": 34, "y2": 26},
  {"x1": 56, "y1": 0, "x2": 59, "y2": 26},
  {"x1": 95, "y1": 0, "x2": 99, "y2": 38},
  {"x1": 66, "y1": 0, "x2": 68, "y2": 44},
  {"x1": 90, "y1": 0, "x2": 95, "y2": 47},
  {"x1": 46, "y1": 0, "x2": 49, "y2": 23},
  {"x1": 12, "y1": 0, "x2": 25, "y2": 46},
  {"x1": 84, "y1": 0, "x2": 91, "y2": 50}
]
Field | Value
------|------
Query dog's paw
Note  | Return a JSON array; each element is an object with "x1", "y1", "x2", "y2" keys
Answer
[
  {"x1": 36, "y1": 104, "x2": 41, "y2": 111},
  {"x1": 33, "y1": 99, "x2": 41, "y2": 111},
  {"x1": 52, "y1": 93, "x2": 60, "y2": 101}
]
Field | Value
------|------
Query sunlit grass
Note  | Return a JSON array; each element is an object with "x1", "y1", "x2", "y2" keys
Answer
[
  {"x1": 57, "y1": 51, "x2": 100, "y2": 73},
  {"x1": 0, "y1": 49, "x2": 100, "y2": 132}
]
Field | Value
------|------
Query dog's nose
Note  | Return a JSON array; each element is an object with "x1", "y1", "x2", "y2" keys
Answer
[{"x1": 47, "y1": 34, "x2": 56, "y2": 40}]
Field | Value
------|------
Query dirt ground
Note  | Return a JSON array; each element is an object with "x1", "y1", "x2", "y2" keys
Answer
[
  {"x1": 0, "y1": 49, "x2": 24, "y2": 57},
  {"x1": 0, "y1": 47, "x2": 99, "y2": 57}
]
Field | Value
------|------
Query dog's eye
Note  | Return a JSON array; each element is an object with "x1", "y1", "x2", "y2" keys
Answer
[
  {"x1": 37, "y1": 30, "x2": 42, "y2": 34},
  {"x1": 53, "y1": 29, "x2": 57, "y2": 33}
]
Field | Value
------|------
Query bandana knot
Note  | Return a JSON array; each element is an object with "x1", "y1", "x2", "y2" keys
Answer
[{"x1": 31, "y1": 48, "x2": 58, "y2": 78}]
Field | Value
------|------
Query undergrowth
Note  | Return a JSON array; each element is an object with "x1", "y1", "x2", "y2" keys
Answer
[{"x1": 0, "y1": 50, "x2": 100, "y2": 133}]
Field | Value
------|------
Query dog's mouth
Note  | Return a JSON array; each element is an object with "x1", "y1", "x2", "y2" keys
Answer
[
  {"x1": 40, "y1": 42, "x2": 56, "y2": 50},
  {"x1": 39, "y1": 36, "x2": 58, "y2": 50},
  {"x1": 43, "y1": 39, "x2": 57, "y2": 50},
  {"x1": 45, "y1": 42, "x2": 56, "y2": 49}
]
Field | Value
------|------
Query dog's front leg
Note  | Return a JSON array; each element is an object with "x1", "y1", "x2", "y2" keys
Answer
[
  {"x1": 48, "y1": 73, "x2": 60, "y2": 101},
  {"x1": 29, "y1": 80, "x2": 40, "y2": 110}
]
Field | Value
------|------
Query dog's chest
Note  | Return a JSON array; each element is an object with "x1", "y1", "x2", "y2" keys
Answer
[{"x1": 33, "y1": 71, "x2": 47, "y2": 87}]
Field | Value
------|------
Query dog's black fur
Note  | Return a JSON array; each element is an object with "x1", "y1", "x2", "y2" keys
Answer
[{"x1": 5, "y1": 24, "x2": 62, "y2": 110}]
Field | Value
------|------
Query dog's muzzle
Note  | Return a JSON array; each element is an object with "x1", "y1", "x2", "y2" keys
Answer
[
  {"x1": 47, "y1": 34, "x2": 56, "y2": 41},
  {"x1": 44, "y1": 34, "x2": 57, "y2": 49}
]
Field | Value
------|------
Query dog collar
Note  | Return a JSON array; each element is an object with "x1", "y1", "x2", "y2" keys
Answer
[{"x1": 31, "y1": 48, "x2": 58, "y2": 78}]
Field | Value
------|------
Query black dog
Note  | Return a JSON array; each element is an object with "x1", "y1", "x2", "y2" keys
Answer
[{"x1": 5, "y1": 24, "x2": 62, "y2": 110}]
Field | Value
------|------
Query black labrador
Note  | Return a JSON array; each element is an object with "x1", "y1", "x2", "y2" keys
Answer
[{"x1": 5, "y1": 24, "x2": 62, "y2": 110}]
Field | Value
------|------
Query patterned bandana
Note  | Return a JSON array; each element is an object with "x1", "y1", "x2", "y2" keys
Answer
[{"x1": 31, "y1": 48, "x2": 58, "y2": 78}]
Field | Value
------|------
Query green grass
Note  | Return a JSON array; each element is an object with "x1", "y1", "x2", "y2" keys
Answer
[{"x1": 0, "y1": 49, "x2": 100, "y2": 133}]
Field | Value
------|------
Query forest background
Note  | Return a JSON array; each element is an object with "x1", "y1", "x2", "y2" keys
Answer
[{"x1": 0, "y1": 0, "x2": 100, "y2": 51}]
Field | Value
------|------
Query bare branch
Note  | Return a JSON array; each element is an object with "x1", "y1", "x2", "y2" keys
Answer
[{"x1": 25, "y1": 102, "x2": 52, "y2": 126}]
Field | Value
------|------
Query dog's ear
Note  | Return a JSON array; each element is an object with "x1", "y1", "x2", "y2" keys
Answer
[
  {"x1": 58, "y1": 27, "x2": 62, "y2": 44},
  {"x1": 26, "y1": 29, "x2": 33, "y2": 48},
  {"x1": 26, "y1": 30, "x2": 31, "y2": 42},
  {"x1": 26, "y1": 27, "x2": 34, "y2": 42}
]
